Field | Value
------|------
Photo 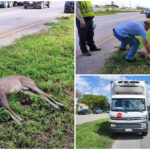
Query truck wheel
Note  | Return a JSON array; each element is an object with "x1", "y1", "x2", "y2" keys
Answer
[
  {"x1": 142, "y1": 132, "x2": 148, "y2": 136},
  {"x1": 3, "y1": 2, "x2": 8, "y2": 8},
  {"x1": 109, "y1": 130, "x2": 114, "y2": 136},
  {"x1": 24, "y1": 6, "x2": 27, "y2": 9}
]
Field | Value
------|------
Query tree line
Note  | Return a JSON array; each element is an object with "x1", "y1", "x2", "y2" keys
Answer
[{"x1": 77, "y1": 91, "x2": 110, "y2": 111}]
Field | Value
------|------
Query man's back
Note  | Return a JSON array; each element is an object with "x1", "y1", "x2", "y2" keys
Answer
[{"x1": 114, "y1": 21, "x2": 146, "y2": 39}]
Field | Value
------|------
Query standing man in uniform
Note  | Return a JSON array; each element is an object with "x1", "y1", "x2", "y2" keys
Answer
[
  {"x1": 76, "y1": 1, "x2": 101, "y2": 56},
  {"x1": 113, "y1": 21, "x2": 150, "y2": 62}
]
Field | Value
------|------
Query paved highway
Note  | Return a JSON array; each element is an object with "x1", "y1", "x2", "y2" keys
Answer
[
  {"x1": 76, "y1": 12, "x2": 148, "y2": 74},
  {"x1": 0, "y1": 1, "x2": 65, "y2": 34},
  {"x1": 76, "y1": 113, "x2": 109, "y2": 125},
  {"x1": 0, "y1": 1, "x2": 67, "y2": 47},
  {"x1": 112, "y1": 120, "x2": 150, "y2": 149}
]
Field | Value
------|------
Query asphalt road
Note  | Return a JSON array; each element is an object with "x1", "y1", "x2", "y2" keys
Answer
[
  {"x1": 112, "y1": 120, "x2": 150, "y2": 149},
  {"x1": 0, "y1": 1, "x2": 67, "y2": 47},
  {"x1": 76, "y1": 12, "x2": 148, "y2": 74},
  {"x1": 76, "y1": 113, "x2": 109, "y2": 125}
]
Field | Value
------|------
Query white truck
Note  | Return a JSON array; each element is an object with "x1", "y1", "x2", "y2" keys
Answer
[{"x1": 109, "y1": 80, "x2": 148, "y2": 136}]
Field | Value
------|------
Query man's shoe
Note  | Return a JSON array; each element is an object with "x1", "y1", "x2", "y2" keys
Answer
[
  {"x1": 90, "y1": 48, "x2": 101, "y2": 51},
  {"x1": 119, "y1": 48, "x2": 126, "y2": 51},
  {"x1": 125, "y1": 58, "x2": 137, "y2": 62},
  {"x1": 83, "y1": 52, "x2": 91, "y2": 56}
]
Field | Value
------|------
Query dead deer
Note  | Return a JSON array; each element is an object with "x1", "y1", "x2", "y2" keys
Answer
[
  {"x1": 137, "y1": 47, "x2": 150, "y2": 60},
  {"x1": 0, "y1": 76, "x2": 64, "y2": 124}
]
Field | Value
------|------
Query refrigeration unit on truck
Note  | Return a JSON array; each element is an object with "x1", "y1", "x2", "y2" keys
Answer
[{"x1": 109, "y1": 80, "x2": 148, "y2": 136}]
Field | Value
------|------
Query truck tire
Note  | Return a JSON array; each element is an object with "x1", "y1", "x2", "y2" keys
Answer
[
  {"x1": 142, "y1": 132, "x2": 148, "y2": 136},
  {"x1": 24, "y1": 6, "x2": 27, "y2": 9},
  {"x1": 3, "y1": 2, "x2": 8, "y2": 8},
  {"x1": 109, "y1": 130, "x2": 115, "y2": 136}
]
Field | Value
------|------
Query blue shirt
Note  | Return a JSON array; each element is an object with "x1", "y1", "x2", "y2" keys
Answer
[{"x1": 114, "y1": 21, "x2": 147, "y2": 39}]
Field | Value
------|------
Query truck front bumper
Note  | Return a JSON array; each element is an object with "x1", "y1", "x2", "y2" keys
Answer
[{"x1": 110, "y1": 122, "x2": 148, "y2": 133}]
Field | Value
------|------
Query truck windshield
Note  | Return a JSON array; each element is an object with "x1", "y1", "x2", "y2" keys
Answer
[{"x1": 111, "y1": 99, "x2": 145, "y2": 111}]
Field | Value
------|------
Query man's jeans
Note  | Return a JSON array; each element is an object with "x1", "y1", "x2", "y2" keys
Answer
[{"x1": 113, "y1": 29, "x2": 140, "y2": 60}]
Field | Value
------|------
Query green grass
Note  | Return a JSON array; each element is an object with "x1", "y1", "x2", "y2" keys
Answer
[
  {"x1": 76, "y1": 119, "x2": 113, "y2": 149},
  {"x1": 101, "y1": 31, "x2": 150, "y2": 74},
  {"x1": 95, "y1": 10, "x2": 138, "y2": 16},
  {"x1": 103, "y1": 5, "x2": 118, "y2": 9},
  {"x1": 0, "y1": 16, "x2": 74, "y2": 148}
]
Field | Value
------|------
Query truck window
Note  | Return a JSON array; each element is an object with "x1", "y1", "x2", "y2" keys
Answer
[{"x1": 111, "y1": 99, "x2": 145, "y2": 111}]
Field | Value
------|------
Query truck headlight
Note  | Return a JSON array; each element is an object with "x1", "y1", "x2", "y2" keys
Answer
[
  {"x1": 141, "y1": 122, "x2": 146, "y2": 128},
  {"x1": 111, "y1": 124, "x2": 116, "y2": 127}
]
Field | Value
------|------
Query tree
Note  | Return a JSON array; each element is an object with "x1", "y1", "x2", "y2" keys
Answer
[{"x1": 79, "y1": 94, "x2": 110, "y2": 111}]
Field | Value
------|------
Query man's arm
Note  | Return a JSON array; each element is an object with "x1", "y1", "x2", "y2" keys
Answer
[
  {"x1": 143, "y1": 39, "x2": 150, "y2": 53},
  {"x1": 76, "y1": 2, "x2": 86, "y2": 28}
]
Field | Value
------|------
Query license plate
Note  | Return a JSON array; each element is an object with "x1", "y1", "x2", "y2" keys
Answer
[{"x1": 125, "y1": 128, "x2": 132, "y2": 132}]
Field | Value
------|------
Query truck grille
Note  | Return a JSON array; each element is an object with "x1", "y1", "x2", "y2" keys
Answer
[
  {"x1": 117, "y1": 123, "x2": 141, "y2": 128},
  {"x1": 111, "y1": 117, "x2": 143, "y2": 120}
]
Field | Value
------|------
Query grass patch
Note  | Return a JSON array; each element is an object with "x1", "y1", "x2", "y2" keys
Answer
[
  {"x1": 95, "y1": 10, "x2": 138, "y2": 16},
  {"x1": 44, "y1": 22, "x2": 57, "y2": 26},
  {"x1": 76, "y1": 119, "x2": 113, "y2": 149},
  {"x1": 101, "y1": 31, "x2": 150, "y2": 74},
  {"x1": 0, "y1": 15, "x2": 74, "y2": 148}
]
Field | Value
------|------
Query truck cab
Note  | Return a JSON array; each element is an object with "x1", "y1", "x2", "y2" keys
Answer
[{"x1": 109, "y1": 81, "x2": 148, "y2": 136}]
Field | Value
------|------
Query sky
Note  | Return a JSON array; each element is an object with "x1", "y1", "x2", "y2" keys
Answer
[
  {"x1": 92, "y1": 0, "x2": 150, "y2": 8},
  {"x1": 76, "y1": 75, "x2": 150, "y2": 105}
]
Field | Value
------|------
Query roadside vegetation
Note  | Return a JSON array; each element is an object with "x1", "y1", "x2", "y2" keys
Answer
[
  {"x1": 0, "y1": 15, "x2": 74, "y2": 148},
  {"x1": 94, "y1": 10, "x2": 139, "y2": 16},
  {"x1": 77, "y1": 93, "x2": 109, "y2": 112},
  {"x1": 76, "y1": 119, "x2": 113, "y2": 149},
  {"x1": 80, "y1": 95, "x2": 109, "y2": 110},
  {"x1": 101, "y1": 31, "x2": 150, "y2": 74}
]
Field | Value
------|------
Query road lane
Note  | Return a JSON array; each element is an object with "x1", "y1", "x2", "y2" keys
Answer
[
  {"x1": 0, "y1": 1, "x2": 65, "y2": 34},
  {"x1": 76, "y1": 12, "x2": 148, "y2": 74},
  {"x1": 76, "y1": 113, "x2": 109, "y2": 125},
  {"x1": 0, "y1": 1, "x2": 71, "y2": 47}
]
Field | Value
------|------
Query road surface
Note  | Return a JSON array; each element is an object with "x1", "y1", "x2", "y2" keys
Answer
[
  {"x1": 0, "y1": 1, "x2": 68, "y2": 47},
  {"x1": 112, "y1": 120, "x2": 150, "y2": 149},
  {"x1": 76, "y1": 12, "x2": 148, "y2": 74},
  {"x1": 76, "y1": 113, "x2": 109, "y2": 125}
]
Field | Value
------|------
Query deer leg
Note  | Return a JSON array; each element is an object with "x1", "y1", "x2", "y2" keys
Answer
[
  {"x1": 8, "y1": 111, "x2": 22, "y2": 124},
  {"x1": 29, "y1": 86, "x2": 64, "y2": 107},
  {"x1": 0, "y1": 94, "x2": 22, "y2": 123},
  {"x1": 40, "y1": 95, "x2": 60, "y2": 110},
  {"x1": 23, "y1": 91, "x2": 60, "y2": 110}
]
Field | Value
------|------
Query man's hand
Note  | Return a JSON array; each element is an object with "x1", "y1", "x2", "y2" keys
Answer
[
  {"x1": 80, "y1": 22, "x2": 86, "y2": 28},
  {"x1": 143, "y1": 39, "x2": 150, "y2": 53},
  {"x1": 137, "y1": 48, "x2": 147, "y2": 57},
  {"x1": 146, "y1": 54, "x2": 150, "y2": 60}
]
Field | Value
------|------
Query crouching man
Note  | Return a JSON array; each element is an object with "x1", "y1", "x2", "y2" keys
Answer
[{"x1": 113, "y1": 21, "x2": 150, "y2": 62}]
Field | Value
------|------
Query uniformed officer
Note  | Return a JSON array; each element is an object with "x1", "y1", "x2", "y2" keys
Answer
[
  {"x1": 113, "y1": 21, "x2": 150, "y2": 62},
  {"x1": 76, "y1": 1, "x2": 101, "y2": 56}
]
